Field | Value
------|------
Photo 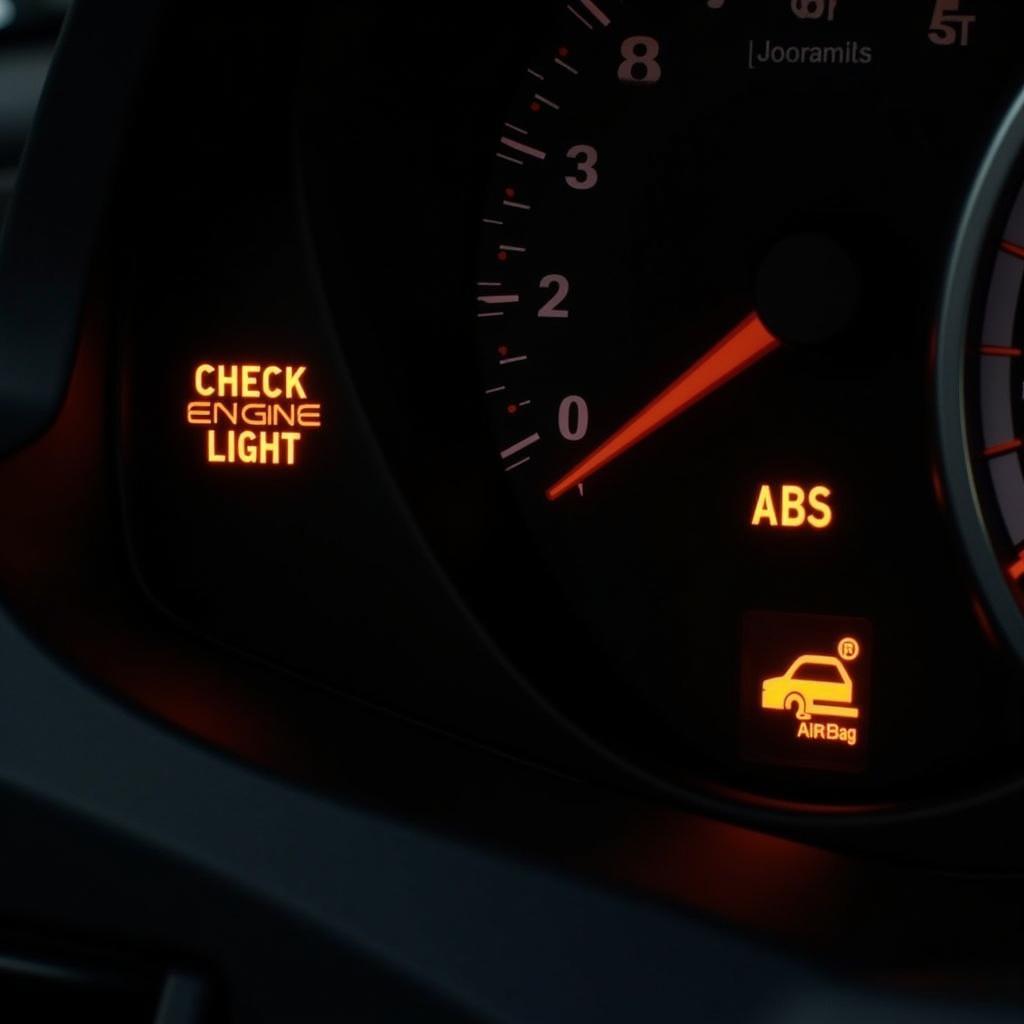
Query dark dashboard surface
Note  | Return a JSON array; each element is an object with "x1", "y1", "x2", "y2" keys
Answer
[{"x1": 0, "y1": 1, "x2": 1020, "y2": 1021}]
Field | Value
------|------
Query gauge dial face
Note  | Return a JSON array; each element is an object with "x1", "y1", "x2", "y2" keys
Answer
[
  {"x1": 974, "y1": 208, "x2": 1024, "y2": 579},
  {"x1": 943, "y1": 89, "x2": 1024, "y2": 675},
  {"x1": 473, "y1": 2, "x2": 1024, "y2": 803}
]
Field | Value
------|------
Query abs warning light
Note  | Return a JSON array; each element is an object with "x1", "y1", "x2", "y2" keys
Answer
[
  {"x1": 185, "y1": 363, "x2": 323, "y2": 467},
  {"x1": 740, "y1": 611, "x2": 872, "y2": 772},
  {"x1": 751, "y1": 483, "x2": 833, "y2": 529}
]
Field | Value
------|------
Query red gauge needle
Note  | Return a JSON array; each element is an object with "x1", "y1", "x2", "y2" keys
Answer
[{"x1": 547, "y1": 312, "x2": 780, "y2": 500}]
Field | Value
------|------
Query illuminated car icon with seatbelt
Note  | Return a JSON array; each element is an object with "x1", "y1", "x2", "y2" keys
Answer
[{"x1": 760, "y1": 652, "x2": 860, "y2": 722}]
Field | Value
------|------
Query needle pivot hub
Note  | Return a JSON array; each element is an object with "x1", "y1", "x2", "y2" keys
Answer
[{"x1": 755, "y1": 233, "x2": 861, "y2": 347}]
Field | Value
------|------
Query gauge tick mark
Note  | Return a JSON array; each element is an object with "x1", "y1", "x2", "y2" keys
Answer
[
  {"x1": 501, "y1": 433, "x2": 541, "y2": 460},
  {"x1": 983, "y1": 439, "x2": 1023, "y2": 459},
  {"x1": 566, "y1": 5, "x2": 595, "y2": 30},
  {"x1": 578, "y1": 0, "x2": 610, "y2": 25},
  {"x1": 500, "y1": 136, "x2": 547, "y2": 161},
  {"x1": 1010, "y1": 551, "x2": 1024, "y2": 582}
]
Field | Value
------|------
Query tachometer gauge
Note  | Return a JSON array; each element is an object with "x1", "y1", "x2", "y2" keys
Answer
[
  {"x1": 940, "y1": 88, "x2": 1024, "y2": 674},
  {"x1": 471, "y1": 1, "x2": 1023, "y2": 806}
]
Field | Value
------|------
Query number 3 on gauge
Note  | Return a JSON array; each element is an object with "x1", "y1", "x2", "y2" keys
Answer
[{"x1": 565, "y1": 146, "x2": 598, "y2": 191}]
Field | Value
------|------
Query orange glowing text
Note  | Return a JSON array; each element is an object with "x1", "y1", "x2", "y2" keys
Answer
[
  {"x1": 186, "y1": 363, "x2": 323, "y2": 466},
  {"x1": 751, "y1": 484, "x2": 832, "y2": 529},
  {"x1": 760, "y1": 638, "x2": 861, "y2": 748}
]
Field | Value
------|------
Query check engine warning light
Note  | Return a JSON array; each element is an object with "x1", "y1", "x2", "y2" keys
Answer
[
  {"x1": 740, "y1": 612, "x2": 872, "y2": 773},
  {"x1": 185, "y1": 363, "x2": 323, "y2": 467}
]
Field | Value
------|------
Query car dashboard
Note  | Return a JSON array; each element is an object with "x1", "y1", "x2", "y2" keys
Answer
[{"x1": 0, "y1": 1, "x2": 1021, "y2": 1021}]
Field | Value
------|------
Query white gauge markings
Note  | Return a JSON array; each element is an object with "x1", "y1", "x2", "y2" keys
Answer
[
  {"x1": 578, "y1": 0, "x2": 611, "y2": 26},
  {"x1": 501, "y1": 433, "x2": 542, "y2": 460},
  {"x1": 567, "y1": 6, "x2": 594, "y2": 30},
  {"x1": 500, "y1": 136, "x2": 547, "y2": 161},
  {"x1": 480, "y1": 21, "x2": 597, "y2": 476}
]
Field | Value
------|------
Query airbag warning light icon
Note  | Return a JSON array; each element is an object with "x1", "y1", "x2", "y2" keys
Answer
[
  {"x1": 741, "y1": 613, "x2": 872, "y2": 772},
  {"x1": 760, "y1": 638, "x2": 860, "y2": 748}
]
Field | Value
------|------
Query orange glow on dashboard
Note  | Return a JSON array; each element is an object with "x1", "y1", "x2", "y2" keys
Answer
[
  {"x1": 741, "y1": 613, "x2": 871, "y2": 773},
  {"x1": 759, "y1": 640, "x2": 862, "y2": 745},
  {"x1": 751, "y1": 484, "x2": 833, "y2": 529},
  {"x1": 186, "y1": 363, "x2": 323, "y2": 466},
  {"x1": 194, "y1": 363, "x2": 310, "y2": 399}
]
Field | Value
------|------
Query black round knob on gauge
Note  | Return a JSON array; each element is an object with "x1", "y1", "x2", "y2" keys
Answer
[{"x1": 755, "y1": 233, "x2": 862, "y2": 348}]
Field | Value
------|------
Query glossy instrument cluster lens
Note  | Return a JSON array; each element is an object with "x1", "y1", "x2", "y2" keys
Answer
[
  {"x1": 468, "y1": 0, "x2": 1024, "y2": 807},
  {"x1": 296, "y1": 0, "x2": 1024, "y2": 815}
]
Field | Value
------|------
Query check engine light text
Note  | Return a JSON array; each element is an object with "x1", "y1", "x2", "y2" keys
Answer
[{"x1": 186, "y1": 363, "x2": 323, "y2": 466}]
